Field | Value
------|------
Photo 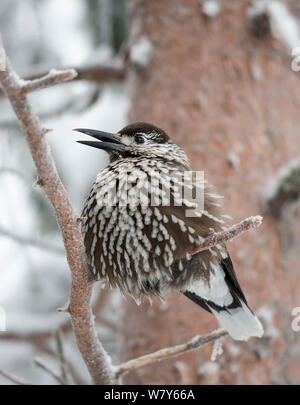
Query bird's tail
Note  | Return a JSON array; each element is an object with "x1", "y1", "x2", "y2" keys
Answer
[
  {"x1": 183, "y1": 256, "x2": 264, "y2": 341},
  {"x1": 209, "y1": 301, "x2": 263, "y2": 341},
  {"x1": 184, "y1": 289, "x2": 263, "y2": 341}
]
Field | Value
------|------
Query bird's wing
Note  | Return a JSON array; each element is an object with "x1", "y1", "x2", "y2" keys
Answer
[{"x1": 139, "y1": 168, "x2": 229, "y2": 284}]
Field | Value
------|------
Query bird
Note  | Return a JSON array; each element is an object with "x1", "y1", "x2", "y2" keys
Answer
[{"x1": 74, "y1": 122, "x2": 263, "y2": 341}]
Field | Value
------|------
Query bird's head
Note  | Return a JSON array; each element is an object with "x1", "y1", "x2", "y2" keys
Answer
[{"x1": 74, "y1": 122, "x2": 189, "y2": 167}]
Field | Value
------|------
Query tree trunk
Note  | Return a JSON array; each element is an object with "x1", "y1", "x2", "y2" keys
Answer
[{"x1": 122, "y1": 0, "x2": 300, "y2": 384}]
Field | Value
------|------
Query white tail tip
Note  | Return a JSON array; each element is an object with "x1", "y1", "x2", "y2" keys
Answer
[{"x1": 210, "y1": 303, "x2": 264, "y2": 341}]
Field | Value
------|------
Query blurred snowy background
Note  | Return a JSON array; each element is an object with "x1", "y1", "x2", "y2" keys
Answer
[
  {"x1": 0, "y1": 0, "x2": 128, "y2": 384},
  {"x1": 2, "y1": 0, "x2": 300, "y2": 386}
]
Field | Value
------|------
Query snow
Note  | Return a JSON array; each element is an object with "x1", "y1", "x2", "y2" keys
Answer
[
  {"x1": 248, "y1": 0, "x2": 300, "y2": 51},
  {"x1": 46, "y1": 85, "x2": 129, "y2": 212},
  {"x1": 202, "y1": 0, "x2": 221, "y2": 18},
  {"x1": 0, "y1": 81, "x2": 128, "y2": 382},
  {"x1": 210, "y1": 338, "x2": 223, "y2": 361},
  {"x1": 256, "y1": 305, "x2": 279, "y2": 339},
  {"x1": 103, "y1": 349, "x2": 118, "y2": 374},
  {"x1": 198, "y1": 360, "x2": 219, "y2": 375},
  {"x1": 227, "y1": 152, "x2": 240, "y2": 169},
  {"x1": 38, "y1": 0, "x2": 92, "y2": 65},
  {"x1": 264, "y1": 155, "x2": 300, "y2": 202},
  {"x1": 268, "y1": 1, "x2": 300, "y2": 50},
  {"x1": 130, "y1": 36, "x2": 153, "y2": 68}
]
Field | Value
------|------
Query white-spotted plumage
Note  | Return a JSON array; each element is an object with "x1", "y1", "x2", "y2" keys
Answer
[{"x1": 79, "y1": 122, "x2": 263, "y2": 341}]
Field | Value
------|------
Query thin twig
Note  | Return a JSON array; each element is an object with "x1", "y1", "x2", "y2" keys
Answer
[
  {"x1": 115, "y1": 329, "x2": 228, "y2": 378},
  {"x1": 23, "y1": 61, "x2": 126, "y2": 85},
  {"x1": 34, "y1": 358, "x2": 65, "y2": 385},
  {"x1": 0, "y1": 368, "x2": 31, "y2": 385},
  {"x1": 55, "y1": 329, "x2": 74, "y2": 385},
  {"x1": 0, "y1": 42, "x2": 115, "y2": 384},
  {"x1": 186, "y1": 216, "x2": 263, "y2": 258},
  {"x1": 0, "y1": 61, "x2": 125, "y2": 99}
]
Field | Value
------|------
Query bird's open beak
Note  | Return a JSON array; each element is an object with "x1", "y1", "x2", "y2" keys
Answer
[{"x1": 73, "y1": 128, "x2": 125, "y2": 153}]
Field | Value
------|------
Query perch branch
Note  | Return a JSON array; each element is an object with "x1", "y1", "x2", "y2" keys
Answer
[
  {"x1": 186, "y1": 215, "x2": 263, "y2": 257},
  {"x1": 0, "y1": 43, "x2": 115, "y2": 384},
  {"x1": 0, "y1": 61, "x2": 125, "y2": 98},
  {"x1": 115, "y1": 329, "x2": 228, "y2": 378},
  {"x1": 24, "y1": 61, "x2": 126, "y2": 84}
]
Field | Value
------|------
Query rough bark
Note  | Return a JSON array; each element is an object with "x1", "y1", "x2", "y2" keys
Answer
[{"x1": 123, "y1": 0, "x2": 300, "y2": 384}]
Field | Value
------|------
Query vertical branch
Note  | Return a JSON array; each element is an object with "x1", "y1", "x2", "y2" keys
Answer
[{"x1": 0, "y1": 44, "x2": 115, "y2": 384}]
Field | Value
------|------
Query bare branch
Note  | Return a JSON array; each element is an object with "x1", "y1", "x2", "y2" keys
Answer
[
  {"x1": 20, "y1": 69, "x2": 77, "y2": 94},
  {"x1": 115, "y1": 329, "x2": 228, "y2": 378},
  {"x1": 34, "y1": 357, "x2": 65, "y2": 385},
  {"x1": 0, "y1": 225, "x2": 65, "y2": 255},
  {"x1": 0, "y1": 45, "x2": 115, "y2": 384},
  {"x1": 186, "y1": 215, "x2": 263, "y2": 258},
  {"x1": 0, "y1": 61, "x2": 125, "y2": 99},
  {"x1": 264, "y1": 156, "x2": 300, "y2": 218},
  {"x1": 24, "y1": 61, "x2": 126, "y2": 85},
  {"x1": 0, "y1": 368, "x2": 31, "y2": 385}
]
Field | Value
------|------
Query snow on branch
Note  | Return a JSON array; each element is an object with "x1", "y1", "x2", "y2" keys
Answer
[
  {"x1": 34, "y1": 358, "x2": 66, "y2": 385},
  {"x1": 264, "y1": 156, "x2": 300, "y2": 217},
  {"x1": 115, "y1": 329, "x2": 228, "y2": 378},
  {"x1": 0, "y1": 42, "x2": 115, "y2": 385},
  {"x1": 247, "y1": 0, "x2": 300, "y2": 50},
  {"x1": 0, "y1": 60, "x2": 125, "y2": 98},
  {"x1": 20, "y1": 69, "x2": 77, "y2": 94}
]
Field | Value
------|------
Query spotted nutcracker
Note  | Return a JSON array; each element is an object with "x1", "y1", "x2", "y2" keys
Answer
[{"x1": 75, "y1": 122, "x2": 263, "y2": 341}]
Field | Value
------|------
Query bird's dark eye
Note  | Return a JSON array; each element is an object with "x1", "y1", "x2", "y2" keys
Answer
[{"x1": 134, "y1": 134, "x2": 145, "y2": 144}]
